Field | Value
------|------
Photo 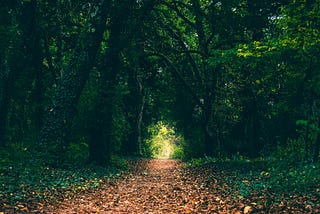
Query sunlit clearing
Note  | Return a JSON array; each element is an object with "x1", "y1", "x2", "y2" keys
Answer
[
  {"x1": 158, "y1": 139, "x2": 173, "y2": 159},
  {"x1": 146, "y1": 121, "x2": 184, "y2": 159}
]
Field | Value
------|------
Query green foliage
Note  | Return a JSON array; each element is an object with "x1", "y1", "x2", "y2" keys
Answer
[
  {"x1": 1, "y1": 0, "x2": 320, "y2": 182},
  {"x1": 189, "y1": 153, "x2": 319, "y2": 201},
  {"x1": 0, "y1": 163, "x2": 121, "y2": 205},
  {"x1": 183, "y1": 127, "x2": 206, "y2": 158},
  {"x1": 231, "y1": 161, "x2": 320, "y2": 200},
  {"x1": 0, "y1": 150, "x2": 11, "y2": 172},
  {"x1": 270, "y1": 138, "x2": 306, "y2": 166},
  {"x1": 187, "y1": 156, "x2": 216, "y2": 167},
  {"x1": 267, "y1": 162, "x2": 320, "y2": 194},
  {"x1": 296, "y1": 120, "x2": 320, "y2": 132},
  {"x1": 144, "y1": 121, "x2": 185, "y2": 159},
  {"x1": 8, "y1": 143, "x2": 31, "y2": 163},
  {"x1": 110, "y1": 155, "x2": 128, "y2": 169},
  {"x1": 170, "y1": 143, "x2": 185, "y2": 159},
  {"x1": 275, "y1": 0, "x2": 320, "y2": 54},
  {"x1": 65, "y1": 139, "x2": 89, "y2": 165},
  {"x1": 237, "y1": 41, "x2": 277, "y2": 58}
]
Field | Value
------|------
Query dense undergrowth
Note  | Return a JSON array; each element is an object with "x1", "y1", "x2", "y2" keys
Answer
[
  {"x1": 1, "y1": 137, "x2": 319, "y2": 212},
  {"x1": 0, "y1": 157, "x2": 127, "y2": 209},
  {"x1": 187, "y1": 150, "x2": 320, "y2": 208}
]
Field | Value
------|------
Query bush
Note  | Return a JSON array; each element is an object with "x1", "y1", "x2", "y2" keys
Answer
[
  {"x1": 270, "y1": 138, "x2": 306, "y2": 168},
  {"x1": 170, "y1": 143, "x2": 185, "y2": 159},
  {"x1": 65, "y1": 139, "x2": 89, "y2": 165},
  {"x1": 110, "y1": 155, "x2": 128, "y2": 169}
]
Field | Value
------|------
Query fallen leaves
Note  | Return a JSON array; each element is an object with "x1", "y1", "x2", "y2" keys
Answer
[
  {"x1": 38, "y1": 160, "x2": 244, "y2": 213},
  {"x1": 0, "y1": 163, "x2": 120, "y2": 213},
  {"x1": 1, "y1": 159, "x2": 320, "y2": 213},
  {"x1": 243, "y1": 205, "x2": 252, "y2": 213}
]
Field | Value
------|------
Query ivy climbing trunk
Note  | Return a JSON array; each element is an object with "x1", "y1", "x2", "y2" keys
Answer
[{"x1": 38, "y1": 0, "x2": 109, "y2": 165}]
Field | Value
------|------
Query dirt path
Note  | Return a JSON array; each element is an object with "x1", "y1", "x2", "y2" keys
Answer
[
  {"x1": 3, "y1": 159, "x2": 319, "y2": 213},
  {"x1": 43, "y1": 159, "x2": 240, "y2": 213}
]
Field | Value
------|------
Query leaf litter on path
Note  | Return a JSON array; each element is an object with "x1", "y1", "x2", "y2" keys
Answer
[
  {"x1": 40, "y1": 159, "x2": 241, "y2": 213},
  {"x1": 2, "y1": 159, "x2": 319, "y2": 213}
]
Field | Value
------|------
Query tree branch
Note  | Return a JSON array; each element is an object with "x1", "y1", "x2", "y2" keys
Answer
[
  {"x1": 158, "y1": 0, "x2": 196, "y2": 29},
  {"x1": 147, "y1": 52, "x2": 204, "y2": 108}
]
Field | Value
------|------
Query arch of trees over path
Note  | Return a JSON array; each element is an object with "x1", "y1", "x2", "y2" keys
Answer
[{"x1": 1, "y1": 0, "x2": 320, "y2": 166}]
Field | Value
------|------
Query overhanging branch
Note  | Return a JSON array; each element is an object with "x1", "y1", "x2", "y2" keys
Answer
[{"x1": 147, "y1": 52, "x2": 204, "y2": 108}]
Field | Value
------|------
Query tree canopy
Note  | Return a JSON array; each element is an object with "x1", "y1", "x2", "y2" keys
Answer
[
  {"x1": 1, "y1": 1, "x2": 320, "y2": 212},
  {"x1": 0, "y1": 0, "x2": 319, "y2": 165}
]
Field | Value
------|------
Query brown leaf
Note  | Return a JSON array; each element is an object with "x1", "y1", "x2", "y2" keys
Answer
[{"x1": 244, "y1": 206, "x2": 253, "y2": 214}]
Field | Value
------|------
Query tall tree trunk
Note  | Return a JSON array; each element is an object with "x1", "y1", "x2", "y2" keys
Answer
[
  {"x1": 136, "y1": 87, "x2": 146, "y2": 156},
  {"x1": 0, "y1": 0, "x2": 42, "y2": 146},
  {"x1": 305, "y1": 122, "x2": 310, "y2": 161},
  {"x1": 247, "y1": 0, "x2": 265, "y2": 40},
  {"x1": 0, "y1": 62, "x2": 12, "y2": 147},
  {"x1": 0, "y1": 4, "x2": 12, "y2": 147},
  {"x1": 203, "y1": 66, "x2": 219, "y2": 156},
  {"x1": 38, "y1": 1, "x2": 109, "y2": 165},
  {"x1": 314, "y1": 137, "x2": 320, "y2": 163},
  {"x1": 203, "y1": 100, "x2": 216, "y2": 156},
  {"x1": 88, "y1": 61, "x2": 118, "y2": 165},
  {"x1": 88, "y1": 1, "x2": 134, "y2": 165},
  {"x1": 19, "y1": 0, "x2": 44, "y2": 131},
  {"x1": 242, "y1": 89, "x2": 261, "y2": 157},
  {"x1": 124, "y1": 68, "x2": 145, "y2": 156}
]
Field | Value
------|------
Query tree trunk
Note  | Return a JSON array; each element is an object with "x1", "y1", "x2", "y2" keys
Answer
[
  {"x1": 0, "y1": 0, "x2": 43, "y2": 146},
  {"x1": 19, "y1": 0, "x2": 44, "y2": 131},
  {"x1": 88, "y1": 1, "x2": 134, "y2": 164},
  {"x1": 313, "y1": 117, "x2": 320, "y2": 162},
  {"x1": 0, "y1": 63, "x2": 12, "y2": 147},
  {"x1": 88, "y1": 62, "x2": 117, "y2": 165},
  {"x1": 203, "y1": 66, "x2": 219, "y2": 156},
  {"x1": 305, "y1": 123, "x2": 310, "y2": 161},
  {"x1": 38, "y1": 1, "x2": 109, "y2": 165},
  {"x1": 314, "y1": 136, "x2": 320, "y2": 162},
  {"x1": 124, "y1": 68, "x2": 146, "y2": 156},
  {"x1": 242, "y1": 93, "x2": 261, "y2": 157},
  {"x1": 136, "y1": 90, "x2": 146, "y2": 155}
]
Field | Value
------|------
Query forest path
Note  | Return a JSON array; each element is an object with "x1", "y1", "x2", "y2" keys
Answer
[{"x1": 44, "y1": 159, "x2": 241, "y2": 213}]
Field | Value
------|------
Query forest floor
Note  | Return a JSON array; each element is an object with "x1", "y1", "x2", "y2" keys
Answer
[{"x1": 2, "y1": 159, "x2": 320, "y2": 213}]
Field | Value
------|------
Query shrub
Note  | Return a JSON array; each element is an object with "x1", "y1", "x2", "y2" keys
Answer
[
  {"x1": 270, "y1": 138, "x2": 306, "y2": 168},
  {"x1": 66, "y1": 138, "x2": 89, "y2": 165}
]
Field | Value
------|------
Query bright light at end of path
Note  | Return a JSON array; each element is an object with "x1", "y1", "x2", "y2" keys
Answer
[{"x1": 146, "y1": 121, "x2": 184, "y2": 159}]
